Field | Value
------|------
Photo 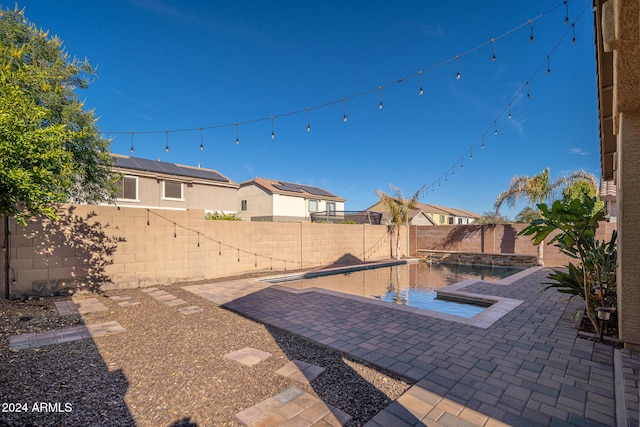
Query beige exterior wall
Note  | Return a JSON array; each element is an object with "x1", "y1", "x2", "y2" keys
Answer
[
  {"x1": 617, "y1": 110, "x2": 640, "y2": 348},
  {"x1": 238, "y1": 184, "x2": 345, "y2": 222},
  {"x1": 237, "y1": 184, "x2": 273, "y2": 220},
  {"x1": 115, "y1": 174, "x2": 237, "y2": 212},
  {"x1": 6, "y1": 204, "x2": 390, "y2": 297}
]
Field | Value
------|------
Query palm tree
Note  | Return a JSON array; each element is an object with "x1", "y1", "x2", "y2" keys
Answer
[
  {"x1": 375, "y1": 185, "x2": 419, "y2": 260},
  {"x1": 494, "y1": 168, "x2": 598, "y2": 266}
]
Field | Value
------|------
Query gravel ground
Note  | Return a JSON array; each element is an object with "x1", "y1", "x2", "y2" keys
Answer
[{"x1": 0, "y1": 273, "x2": 411, "y2": 426}]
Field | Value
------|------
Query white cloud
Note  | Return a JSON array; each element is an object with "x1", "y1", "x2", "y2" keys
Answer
[{"x1": 569, "y1": 148, "x2": 589, "y2": 156}]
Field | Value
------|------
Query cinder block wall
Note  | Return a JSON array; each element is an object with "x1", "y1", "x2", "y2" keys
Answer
[
  {"x1": 415, "y1": 223, "x2": 617, "y2": 267},
  {"x1": 7, "y1": 205, "x2": 391, "y2": 297}
]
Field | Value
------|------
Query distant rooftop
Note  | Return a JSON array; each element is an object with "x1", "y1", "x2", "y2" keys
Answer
[
  {"x1": 240, "y1": 177, "x2": 345, "y2": 201},
  {"x1": 112, "y1": 154, "x2": 235, "y2": 184}
]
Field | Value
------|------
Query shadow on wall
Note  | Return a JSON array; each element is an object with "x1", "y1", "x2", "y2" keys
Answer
[
  {"x1": 434, "y1": 226, "x2": 483, "y2": 251},
  {"x1": 431, "y1": 225, "x2": 519, "y2": 254},
  {"x1": 320, "y1": 253, "x2": 364, "y2": 270},
  {"x1": 24, "y1": 206, "x2": 126, "y2": 295}
]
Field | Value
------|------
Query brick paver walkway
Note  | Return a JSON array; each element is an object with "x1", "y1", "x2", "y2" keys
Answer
[
  {"x1": 235, "y1": 386, "x2": 352, "y2": 426},
  {"x1": 9, "y1": 321, "x2": 126, "y2": 350},
  {"x1": 209, "y1": 268, "x2": 633, "y2": 427},
  {"x1": 55, "y1": 297, "x2": 108, "y2": 315}
]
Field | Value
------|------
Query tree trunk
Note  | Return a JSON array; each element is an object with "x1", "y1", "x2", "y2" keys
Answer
[
  {"x1": 537, "y1": 239, "x2": 545, "y2": 266},
  {"x1": 396, "y1": 226, "x2": 401, "y2": 260}
]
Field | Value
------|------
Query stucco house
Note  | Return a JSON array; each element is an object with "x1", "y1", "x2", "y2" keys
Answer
[
  {"x1": 594, "y1": 0, "x2": 640, "y2": 349},
  {"x1": 237, "y1": 177, "x2": 345, "y2": 222},
  {"x1": 367, "y1": 200, "x2": 479, "y2": 226},
  {"x1": 110, "y1": 154, "x2": 238, "y2": 212}
]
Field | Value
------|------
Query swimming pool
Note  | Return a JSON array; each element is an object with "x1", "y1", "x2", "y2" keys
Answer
[{"x1": 270, "y1": 262, "x2": 524, "y2": 318}]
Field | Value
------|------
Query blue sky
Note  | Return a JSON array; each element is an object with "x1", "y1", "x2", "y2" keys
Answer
[{"x1": 17, "y1": 0, "x2": 600, "y2": 219}]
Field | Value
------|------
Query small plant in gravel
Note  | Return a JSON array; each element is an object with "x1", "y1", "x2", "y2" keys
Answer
[{"x1": 519, "y1": 196, "x2": 617, "y2": 335}]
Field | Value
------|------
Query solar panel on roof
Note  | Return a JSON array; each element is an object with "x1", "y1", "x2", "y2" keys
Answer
[
  {"x1": 296, "y1": 184, "x2": 335, "y2": 197},
  {"x1": 273, "y1": 183, "x2": 302, "y2": 193},
  {"x1": 114, "y1": 156, "x2": 229, "y2": 183}
]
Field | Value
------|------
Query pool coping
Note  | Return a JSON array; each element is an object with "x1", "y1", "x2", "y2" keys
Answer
[{"x1": 262, "y1": 261, "x2": 540, "y2": 329}]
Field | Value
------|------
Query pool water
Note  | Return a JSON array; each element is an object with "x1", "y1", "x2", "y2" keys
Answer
[{"x1": 274, "y1": 262, "x2": 523, "y2": 318}]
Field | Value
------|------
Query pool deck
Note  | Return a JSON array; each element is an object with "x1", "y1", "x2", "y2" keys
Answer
[{"x1": 184, "y1": 265, "x2": 640, "y2": 426}]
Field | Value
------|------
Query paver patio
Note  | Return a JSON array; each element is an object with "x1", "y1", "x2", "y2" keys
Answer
[
  {"x1": 186, "y1": 267, "x2": 640, "y2": 427},
  {"x1": 54, "y1": 297, "x2": 108, "y2": 315}
]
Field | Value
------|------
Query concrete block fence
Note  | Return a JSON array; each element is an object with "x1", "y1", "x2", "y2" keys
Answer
[{"x1": 2, "y1": 205, "x2": 391, "y2": 298}]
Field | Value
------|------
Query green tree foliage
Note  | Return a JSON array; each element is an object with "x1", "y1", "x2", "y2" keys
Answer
[
  {"x1": 375, "y1": 185, "x2": 418, "y2": 259},
  {"x1": 0, "y1": 6, "x2": 115, "y2": 224},
  {"x1": 519, "y1": 197, "x2": 616, "y2": 335},
  {"x1": 514, "y1": 206, "x2": 540, "y2": 223},
  {"x1": 205, "y1": 211, "x2": 242, "y2": 221},
  {"x1": 494, "y1": 167, "x2": 599, "y2": 265},
  {"x1": 474, "y1": 211, "x2": 511, "y2": 225}
]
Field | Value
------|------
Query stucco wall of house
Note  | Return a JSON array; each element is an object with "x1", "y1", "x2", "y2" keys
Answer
[
  {"x1": 618, "y1": 110, "x2": 640, "y2": 349},
  {"x1": 115, "y1": 175, "x2": 237, "y2": 212},
  {"x1": 237, "y1": 184, "x2": 273, "y2": 220},
  {"x1": 5, "y1": 205, "x2": 390, "y2": 297}
]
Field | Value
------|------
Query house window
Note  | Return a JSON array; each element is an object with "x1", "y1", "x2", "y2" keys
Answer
[
  {"x1": 114, "y1": 176, "x2": 138, "y2": 201},
  {"x1": 241, "y1": 200, "x2": 247, "y2": 211},
  {"x1": 448, "y1": 217, "x2": 454, "y2": 225},
  {"x1": 163, "y1": 180, "x2": 183, "y2": 200},
  {"x1": 439, "y1": 214, "x2": 445, "y2": 224},
  {"x1": 309, "y1": 200, "x2": 318, "y2": 212},
  {"x1": 327, "y1": 202, "x2": 336, "y2": 216},
  {"x1": 458, "y1": 218, "x2": 463, "y2": 224}
]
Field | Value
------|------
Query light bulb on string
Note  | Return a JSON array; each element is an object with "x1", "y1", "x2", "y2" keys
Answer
[
  {"x1": 508, "y1": 105, "x2": 512, "y2": 119},
  {"x1": 547, "y1": 56, "x2": 551, "y2": 74},
  {"x1": 271, "y1": 116, "x2": 275, "y2": 140},
  {"x1": 306, "y1": 108, "x2": 311, "y2": 132},
  {"x1": 199, "y1": 128, "x2": 204, "y2": 151},
  {"x1": 165, "y1": 130, "x2": 169, "y2": 153},
  {"x1": 445, "y1": 173, "x2": 448, "y2": 182},
  {"x1": 481, "y1": 134, "x2": 485, "y2": 149},
  {"x1": 343, "y1": 98, "x2": 348, "y2": 123},
  {"x1": 235, "y1": 122, "x2": 239, "y2": 145},
  {"x1": 130, "y1": 132, "x2": 135, "y2": 154},
  {"x1": 456, "y1": 56, "x2": 461, "y2": 80},
  {"x1": 572, "y1": 24, "x2": 576, "y2": 44},
  {"x1": 419, "y1": 70, "x2": 424, "y2": 95},
  {"x1": 529, "y1": 20, "x2": 534, "y2": 43},
  {"x1": 491, "y1": 39, "x2": 497, "y2": 62},
  {"x1": 378, "y1": 86, "x2": 383, "y2": 110},
  {"x1": 452, "y1": 167, "x2": 455, "y2": 177},
  {"x1": 470, "y1": 148, "x2": 474, "y2": 160},
  {"x1": 494, "y1": 121, "x2": 499, "y2": 136},
  {"x1": 461, "y1": 158, "x2": 464, "y2": 170},
  {"x1": 527, "y1": 82, "x2": 531, "y2": 98},
  {"x1": 564, "y1": 0, "x2": 569, "y2": 24}
]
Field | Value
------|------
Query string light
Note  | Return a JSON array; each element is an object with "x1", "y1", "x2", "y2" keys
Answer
[
  {"x1": 417, "y1": 1, "x2": 591, "y2": 201},
  {"x1": 199, "y1": 128, "x2": 204, "y2": 151},
  {"x1": 378, "y1": 86, "x2": 383, "y2": 110},
  {"x1": 165, "y1": 130, "x2": 169, "y2": 152},
  {"x1": 572, "y1": 23, "x2": 576, "y2": 44},
  {"x1": 105, "y1": 0, "x2": 586, "y2": 165},
  {"x1": 491, "y1": 39, "x2": 497, "y2": 62},
  {"x1": 343, "y1": 98, "x2": 348, "y2": 123},
  {"x1": 564, "y1": 0, "x2": 569, "y2": 24},
  {"x1": 271, "y1": 116, "x2": 275, "y2": 139},
  {"x1": 470, "y1": 148, "x2": 474, "y2": 160},
  {"x1": 130, "y1": 132, "x2": 135, "y2": 153}
]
